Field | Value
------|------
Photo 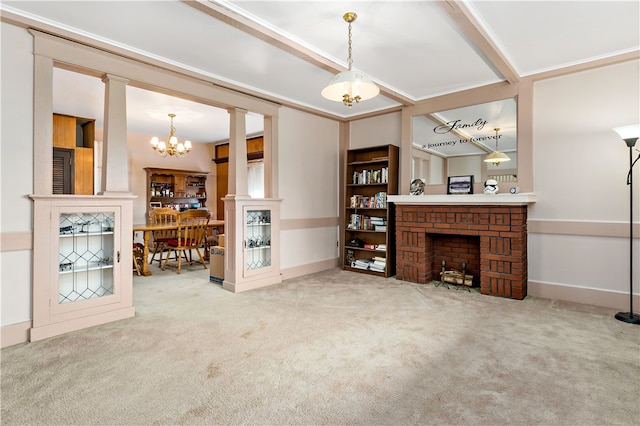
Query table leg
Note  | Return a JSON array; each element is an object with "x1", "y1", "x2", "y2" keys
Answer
[{"x1": 141, "y1": 230, "x2": 152, "y2": 276}]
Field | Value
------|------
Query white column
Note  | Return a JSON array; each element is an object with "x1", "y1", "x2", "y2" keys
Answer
[
  {"x1": 33, "y1": 54, "x2": 54, "y2": 195},
  {"x1": 227, "y1": 107, "x2": 248, "y2": 196},
  {"x1": 100, "y1": 74, "x2": 131, "y2": 195},
  {"x1": 263, "y1": 115, "x2": 279, "y2": 199}
]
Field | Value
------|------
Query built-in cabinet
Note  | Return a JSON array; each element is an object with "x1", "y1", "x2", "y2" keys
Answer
[
  {"x1": 30, "y1": 195, "x2": 135, "y2": 342},
  {"x1": 145, "y1": 168, "x2": 208, "y2": 214},
  {"x1": 222, "y1": 196, "x2": 281, "y2": 293},
  {"x1": 343, "y1": 144, "x2": 399, "y2": 277}
]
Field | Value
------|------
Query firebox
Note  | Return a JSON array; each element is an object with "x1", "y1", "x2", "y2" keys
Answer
[{"x1": 431, "y1": 234, "x2": 481, "y2": 287}]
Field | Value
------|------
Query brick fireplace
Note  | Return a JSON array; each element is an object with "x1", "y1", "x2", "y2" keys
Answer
[{"x1": 387, "y1": 194, "x2": 535, "y2": 300}]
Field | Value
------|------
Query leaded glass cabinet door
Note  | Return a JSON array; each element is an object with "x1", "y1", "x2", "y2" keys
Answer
[
  {"x1": 58, "y1": 210, "x2": 116, "y2": 304},
  {"x1": 243, "y1": 208, "x2": 272, "y2": 277},
  {"x1": 30, "y1": 196, "x2": 135, "y2": 342}
]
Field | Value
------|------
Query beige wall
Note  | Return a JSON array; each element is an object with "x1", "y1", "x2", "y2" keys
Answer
[
  {"x1": 1, "y1": 18, "x2": 638, "y2": 346},
  {"x1": 349, "y1": 59, "x2": 639, "y2": 309},
  {"x1": 527, "y1": 59, "x2": 639, "y2": 307}
]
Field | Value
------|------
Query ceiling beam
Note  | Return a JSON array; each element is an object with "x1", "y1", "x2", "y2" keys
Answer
[
  {"x1": 438, "y1": 0, "x2": 520, "y2": 84},
  {"x1": 182, "y1": 0, "x2": 416, "y2": 106}
]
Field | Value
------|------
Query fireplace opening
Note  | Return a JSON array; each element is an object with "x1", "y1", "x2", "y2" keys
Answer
[{"x1": 429, "y1": 234, "x2": 481, "y2": 288}]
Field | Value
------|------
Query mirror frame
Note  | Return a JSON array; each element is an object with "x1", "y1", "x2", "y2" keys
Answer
[{"x1": 401, "y1": 81, "x2": 533, "y2": 195}]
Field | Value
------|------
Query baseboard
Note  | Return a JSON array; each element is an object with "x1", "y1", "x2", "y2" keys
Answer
[
  {"x1": 1, "y1": 321, "x2": 32, "y2": 348},
  {"x1": 222, "y1": 274, "x2": 282, "y2": 293},
  {"x1": 29, "y1": 307, "x2": 136, "y2": 342},
  {"x1": 281, "y1": 258, "x2": 340, "y2": 281},
  {"x1": 528, "y1": 280, "x2": 639, "y2": 310}
]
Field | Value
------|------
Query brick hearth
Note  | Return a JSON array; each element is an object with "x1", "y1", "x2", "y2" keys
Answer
[{"x1": 392, "y1": 202, "x2": 528, "y2": 299}]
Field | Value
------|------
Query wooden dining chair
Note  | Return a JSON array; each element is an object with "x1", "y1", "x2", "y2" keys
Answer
[
  {"x1": 149, "y1": 207, "x2": 179, "y2": 266},
  {"x1": 162, "y1": 209, "x2": 210, "y2": 274}
]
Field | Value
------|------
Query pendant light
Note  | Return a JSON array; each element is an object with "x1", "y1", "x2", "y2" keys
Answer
[
  {"x1": 321, "y1": 12, "x2": 379, "y2": 108},
  {"x1": 150, "y1": 113, "x2": 192, "y2": 158},
  {"x1": 484, "y1": 127, "x2": 511, "y2": 166}
]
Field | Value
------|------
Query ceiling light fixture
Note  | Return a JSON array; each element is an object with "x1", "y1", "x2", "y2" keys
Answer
[
  {"x1": 150, "y1": 113, "x2": 192, "y2": 158},
  {"x1": 484, "y1": 127, "x2": 511, "y2": 166},
  {"x1": 321, "y1": 12, "x2": 379, "y2": 108}
]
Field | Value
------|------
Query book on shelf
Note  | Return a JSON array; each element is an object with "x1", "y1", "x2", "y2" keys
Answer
[
  {"x1": 375, "y1": 244, "x2": 386, "y2": 251},
  {"x1": 350, "y1": 192, "x2": 387, "y2": 209},
  {"x1": 352, "y1": 168, "x2": 389, "y2": 185},
  {"x1": 348, "y1": 214, "x2": 388, "y2": 231}
]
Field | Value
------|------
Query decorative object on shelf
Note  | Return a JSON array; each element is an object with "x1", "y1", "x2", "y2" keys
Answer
[
  {"x1": 410, "y1": 178, "x2": 425, "y2": 195},
  {"x1": 612, "y1": 124, "x2": 640, "y2": 325},
  {"x1": 484, "y1": 179, "x2": 499, "y2": 194},
  {"x1": 150, "y1": 113, "x2": 192, "y2": 158},
  {"x1": 345, "y1": 237, "x2": 365, "y2": 248},
  {"x1": 321, "y1": 12, "x2": 379, "y2": 108},
  {"x1": 509, "y1": 186, "x2": 519, "y2": 194},
  {"x1": 447, "y1": 175, "x2": 474, "y2": 195},
  {"x1": 484, "y1": 127, "x2": 511, "y2": 166}
]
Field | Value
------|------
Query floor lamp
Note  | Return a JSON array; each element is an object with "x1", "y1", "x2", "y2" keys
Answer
[{"x1": 613, "y1": 124, "x2": 640, "y2": 325}]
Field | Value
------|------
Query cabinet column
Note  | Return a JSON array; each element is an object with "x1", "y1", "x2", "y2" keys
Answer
[
  {"x1": 263, "y1": 115, "x2": 279, "y2": 199},
  {"x1": 100, "y1": 74, "x2": 131, "y2": 195},
  {"x1": 32, "y1": 53, "x2": 54, "y2": 195},
  {"x1": 227, "y1": 107, "x2": 248, "y2": 196}
]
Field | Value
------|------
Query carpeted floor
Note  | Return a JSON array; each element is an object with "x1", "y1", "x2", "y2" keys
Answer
[{"x1": 1, "y1": 265, "x2": 639, "y2": 425}]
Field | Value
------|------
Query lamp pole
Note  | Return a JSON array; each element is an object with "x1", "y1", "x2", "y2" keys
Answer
[{"x1": 613, "y1": 125, "x2": 640, "y2": 325}]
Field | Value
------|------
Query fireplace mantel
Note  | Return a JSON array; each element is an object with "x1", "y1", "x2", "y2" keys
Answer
[{"x1": 388, "y1": 193, "x2": 536, "y2": 206}]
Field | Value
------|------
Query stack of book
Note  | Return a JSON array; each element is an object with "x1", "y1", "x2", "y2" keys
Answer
[
  {"x1": 351, "y1": 258, "x2": 373, "y2": 270},
  {"x1": 370, "y1": 216, "x2": 387, "y2": 231},
  {"x1": 369, "y1": 256, "x2": 387, "y2": 272},
  {"x1": 351, "y1": 256, "x2": 386, "y2": 272}
]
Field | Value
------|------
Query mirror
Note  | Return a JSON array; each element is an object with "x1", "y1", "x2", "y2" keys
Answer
[{"x1": 411, "y1": 97, "x2": 517, "y2": 185}]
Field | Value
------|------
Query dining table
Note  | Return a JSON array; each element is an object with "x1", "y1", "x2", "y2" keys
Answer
[{"x1": 133, "y1": 219, "x2": 225, "y2": 276}]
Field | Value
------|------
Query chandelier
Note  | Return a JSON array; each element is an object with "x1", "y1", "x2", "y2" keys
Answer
[
  {"x1": 150, "y1": 113, "x2": 192, "y2": 158},
  {"x1": 321, "y1": 12, "x2": 379, "y2": 108},
  {"x1": 484, "y1": 127, "x2": 511, "y2": 166}
]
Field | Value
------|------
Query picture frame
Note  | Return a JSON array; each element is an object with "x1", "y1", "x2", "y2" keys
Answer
[
  {"x1": 149, "y1": 201, "x2": 162, "y2": 209},
  {"x1": 447, "y1": 175, "x2": 474, "y2": 195}
]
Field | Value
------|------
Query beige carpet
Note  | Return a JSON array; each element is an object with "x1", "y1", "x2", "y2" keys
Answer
[{"x1": 1, "y1": 266, "x2": 639, "y2": 425}]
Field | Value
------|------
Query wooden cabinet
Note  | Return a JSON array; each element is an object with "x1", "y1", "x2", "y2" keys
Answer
[
  {"x1": 343, "y1": 144, "x2": 399, "y2": 277},
  {"x1": 213, "y1": 136, "x2": 264, "y2": 220},
  {"x1": 52, "y1": 113, "x2": 95, "y2": 195},
  {"x1": 145, "y1": 168, "x2": 208, "y2": 214}
]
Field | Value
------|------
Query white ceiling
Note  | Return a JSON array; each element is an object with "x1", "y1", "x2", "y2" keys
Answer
[{"x1": 2, "y1": 0, "x2": 639, "y2": 145}]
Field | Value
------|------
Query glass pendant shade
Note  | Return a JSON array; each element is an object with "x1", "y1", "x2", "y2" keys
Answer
[
  {"x1": 322, "y1": 70, "x2": 380, "y2": 104},
  {"x1": 484, "y1": 151, "x2": 511, "y2": 165},
  {"x1": 321, "y1": 12, "x2": 379, "y2": 108},
  {"x1": 484, "y1": 127, "x2": 511, "y2": 166}
]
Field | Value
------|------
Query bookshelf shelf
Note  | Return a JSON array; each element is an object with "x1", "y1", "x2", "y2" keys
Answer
[{"x1": 343, "y1": 144, "x2": 398, "y2": 277}]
